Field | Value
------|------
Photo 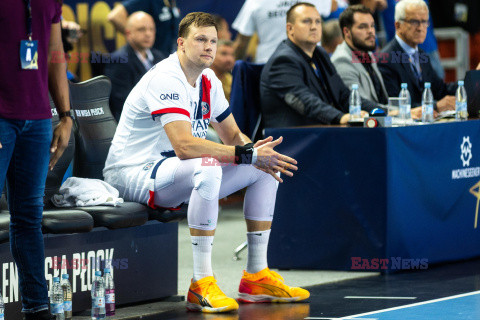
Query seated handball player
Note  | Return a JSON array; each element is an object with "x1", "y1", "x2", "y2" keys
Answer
[{"x1": 103, "y1": 12, "x2": 309, "y2": 313}]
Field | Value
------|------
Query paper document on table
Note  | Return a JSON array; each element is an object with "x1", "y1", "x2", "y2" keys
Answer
[{"x1": 436, "y1": 110, "x2": 456, "y2": 121}]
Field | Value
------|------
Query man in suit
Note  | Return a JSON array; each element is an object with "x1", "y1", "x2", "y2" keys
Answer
[
  {"x1": 261, "y1": 2, "x2": 378, "y2": 127},
  {"x1": 332, "y1": 5, "x2": 389, "y2": 105},
  {"x1": 378, "y1": 0, "x2": 456, "y2": 113},
  {"x1": 105, "y1": 12, "x2": 165, "y2": 121}
]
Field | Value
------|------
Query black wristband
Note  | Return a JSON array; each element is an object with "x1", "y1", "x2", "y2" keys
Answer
[
  {"x1": 58, "y1": 110, "x2": 73, "y2": 119},
  {"x1": 235, "y1": 143, "x2": 255, "y2": 164}
]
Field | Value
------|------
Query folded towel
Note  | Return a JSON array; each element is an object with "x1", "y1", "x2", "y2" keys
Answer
[{"x1": 52, "y1": 177, "x2": 124, "y2": 207}]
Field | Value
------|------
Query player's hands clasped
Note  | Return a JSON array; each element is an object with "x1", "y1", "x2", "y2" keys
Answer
[{"x1": 253, "y1": 136, "x2": 298, "y2": 183}]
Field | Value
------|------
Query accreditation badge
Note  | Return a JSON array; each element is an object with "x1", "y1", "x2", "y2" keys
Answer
[{"x1": 20, "y1": 40, "x2": 38, "y2": 70}]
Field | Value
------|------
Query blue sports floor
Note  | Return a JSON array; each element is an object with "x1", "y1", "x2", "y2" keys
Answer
[
  {"x1": 307, "y1": 291, "x2": 480, "y2": 320},
  {"x1": 120, "y1": 256, "x2": 480, "y2": 319},
  {"x1": 303, "y1": 257, "x2": 480, "y2": 320},
  {"x1": 104, "y1": 258, "x2": 480, "y2": 320}
]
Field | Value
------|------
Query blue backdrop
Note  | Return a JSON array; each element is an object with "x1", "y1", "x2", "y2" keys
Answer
[{"x1": 266, "y1": 121, "x2": 480, "y2": 271}]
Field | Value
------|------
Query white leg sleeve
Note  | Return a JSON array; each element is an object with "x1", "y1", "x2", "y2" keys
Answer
[
  {"x1": 153, "y1": 159, "x2": 278, "y2": 229},
  {"x1": 153, "y1": 157, "x2": 222, "y2": 231},
  {"x1": 188, "y1": 162, "x2": 223, "y2": 230},
  {"x1": 220, "y1": 165, "x2": 279, "y2": 222},
  {"x1": 152, "y1": 157, "x2": 199, "y2": 208}
]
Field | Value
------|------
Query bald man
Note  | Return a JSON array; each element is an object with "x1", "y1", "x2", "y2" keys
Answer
[{"x1": 105, "y1": 11, "x2": 165, "y2": 121}]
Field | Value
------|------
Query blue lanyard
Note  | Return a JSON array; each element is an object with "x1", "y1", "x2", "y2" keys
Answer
[{"x1": 23, "y1": 0, "x2": 32, "y2": 40}]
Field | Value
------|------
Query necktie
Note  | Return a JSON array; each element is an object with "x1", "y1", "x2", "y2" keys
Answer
[
  {"x1": 409, "y1": 52, "x2": 422, "y2": 82},
  {"x1": 360, "y1": 52, "x2": 388, "y2": 105}
]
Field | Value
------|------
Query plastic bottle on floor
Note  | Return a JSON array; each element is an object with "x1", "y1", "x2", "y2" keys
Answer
[
  {"x1": 104, "y1": 268, "x2": 115, "y2": 316},
  {"x1": 51, "y1": 277, "x2": 65, "y2": 320},
  {"x1": 0, "y1": 290, "x2": 4, "y2": 320},
  {"x1": 61, "y1": 274, "x2": 73, "y2": 320},
  {"x1": 91, "y1": 271, "x2": 106, "y2": 319}
]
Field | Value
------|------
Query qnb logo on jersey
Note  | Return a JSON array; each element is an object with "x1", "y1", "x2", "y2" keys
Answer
[{"x1": 160, "y1": 93, "x2": 179, "y2": 100}]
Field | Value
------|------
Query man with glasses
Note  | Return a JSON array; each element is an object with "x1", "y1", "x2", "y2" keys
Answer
[
  {"x1": 378, "y1": 0, "x2": 457, "y2": 113},
  {"x1": 381, "y1": 0, "x2": 445, "y2": 79}
]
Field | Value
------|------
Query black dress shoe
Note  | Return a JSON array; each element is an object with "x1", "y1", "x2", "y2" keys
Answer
[{"x1": 23, "y1": 309, "x2": 54, "y2": 320}]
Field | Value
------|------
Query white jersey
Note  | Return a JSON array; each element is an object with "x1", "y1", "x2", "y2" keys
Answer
[
  {"x1": 232, "y1": 0, "x2": 333, "y2": 63},
  {"x1": 103, "y1": 52, "x2": 231, "y2": 180}
]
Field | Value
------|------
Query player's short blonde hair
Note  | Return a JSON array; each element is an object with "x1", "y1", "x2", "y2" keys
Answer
[{"x1": 178, "y1": 12, "x2": 218, "y2": 38}]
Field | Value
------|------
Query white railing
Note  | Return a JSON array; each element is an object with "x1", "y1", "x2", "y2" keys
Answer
[{"x1": 434, "y1": 27, "x2": 470, "y2": 80}]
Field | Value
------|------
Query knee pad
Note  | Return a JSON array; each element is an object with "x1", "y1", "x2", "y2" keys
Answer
[{"x1": 193, "y1": 162, "x2": 222, "y2": 201}]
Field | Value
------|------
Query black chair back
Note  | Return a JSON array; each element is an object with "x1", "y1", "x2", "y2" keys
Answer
[
  {"x1": 230, "y1": 61, "x2": 265, "y2": 141},
  {"x1": 69, "y1": 76, "x2": 116, "y2": 180}
]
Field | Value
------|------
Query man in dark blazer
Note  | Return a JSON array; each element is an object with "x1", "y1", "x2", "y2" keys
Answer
[
  {"x1": 378, "y1": 0, "x2": 456, "y2": 114},
  {"x1": 105, "y1": 12, "x2": 165, "y2": 121},
  {"x1": 261, "y1": 2, "x2": 378, "y2": 127}
]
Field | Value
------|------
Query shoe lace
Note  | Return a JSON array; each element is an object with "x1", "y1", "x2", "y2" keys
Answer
[
  {"x1": 205, "y1": 279, "x2": 224, "y2": 296},
  {"x1": 266, "y1": 269, "x2": 285, "y2": 283}
]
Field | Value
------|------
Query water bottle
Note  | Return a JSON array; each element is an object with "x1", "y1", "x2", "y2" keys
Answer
[
  {"x1": 399, "y1": 83, "x2": 411, "y2": 123},
  {"x1": 349, "y1": 84, "x2": 362, "y2": 121},
  {"x1": 456, "y1": 80, "x2": 468, "y2": 121},
  {"x1": 421, "y1": 82, "x2": 434, "y2": 123},
  {"x1": 91, "y1": 271, "x2": 106, "y2": 319},
  {"x1": 104, "y1": 268, "x2": 115, "y2": 316},
  {"x1": 0, "y1": 290, "x2": 4, "y2": 320},
  {"x1": 50, "y1": 277, "x2": 65, "y2": 320},
  {"x1": 61, "y1": 274, "x2": 73, "y2": 320}
]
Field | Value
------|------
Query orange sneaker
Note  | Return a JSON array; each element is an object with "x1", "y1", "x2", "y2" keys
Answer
[
  {"x1": 238, "y1": 268, "x2": 310, "y2": 303},
  {"x1": 187, "y1": 276, "x2": 239, "y2": 313}
]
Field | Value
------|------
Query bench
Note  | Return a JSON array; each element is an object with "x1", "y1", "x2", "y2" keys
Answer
[{"x1": 0, "y1": 76, "x2": 186, "y2": 318}]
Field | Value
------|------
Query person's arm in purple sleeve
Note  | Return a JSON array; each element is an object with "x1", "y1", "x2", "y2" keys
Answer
[{"x1": 48, "y1": 22, "x2": 72, "y2": 170}]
